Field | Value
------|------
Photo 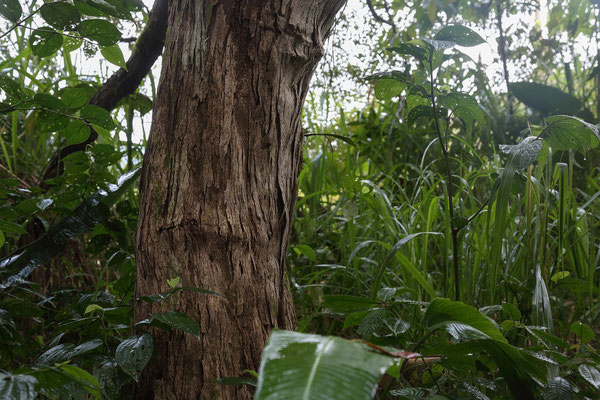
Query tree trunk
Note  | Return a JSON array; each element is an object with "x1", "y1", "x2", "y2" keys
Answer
[{"x1": 134, "y1": 1, "x2": 345, "y2": 399}]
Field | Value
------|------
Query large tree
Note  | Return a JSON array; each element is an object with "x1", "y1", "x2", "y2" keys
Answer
[{"x1": 134, "y1": 1, "x2": 345, "y2": 398}]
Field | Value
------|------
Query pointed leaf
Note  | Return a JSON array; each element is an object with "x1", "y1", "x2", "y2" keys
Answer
[
  {"x1": 255, "y1": 330, "x2": 397, "y2": 400},
  {"x1": 63, "y1": 120, "x2": 91, "y2": 145},
  {"x1": 40, "y1": 2, "x2": 80, "y2": 30},
  {"x1": 80, "y1": 104, "x2": 115, "y2": 130},
  {"x1": 0, "y1": 0, "x2": 22, "y2": 23},
  {"x1": 424, "y1": 298, "x2": 507, "y2": 343},
  {"x1": 77, "y1": 19, "x2": 121, "y2": 46},
  {"x1": 434, "y1": 25, "x2": 485, "y2": 47},
  {"x1": 100, "y1": 44, "x2": 126, "y2": 69},
  {"x1": 579, "y1": 364, "x2": 600, "y2": 390},
  {"x1": 322, "y1": 295, "x2": 378, "y2": 313},
  {"x1": 0, "y1": 372, "x2": 37, "y2": 400},
  {"x1": 510, "y1": 82, "x2": 582, "y2": 115},
  {"x1": 115, "y1": 334, "x2": 153, "y2": 382},
  {"x1": 29, "y1": 27, "x2": 63, "y2": 57},
  {"x1": 498, "y1": 136, "x2": 543, "y2": 171},
  {"x1": 151, "y1": 310, "x2": 200, "y2": 337},
  {"x1": 542, "y1": 115, "x2": 600, "y2": 152}
]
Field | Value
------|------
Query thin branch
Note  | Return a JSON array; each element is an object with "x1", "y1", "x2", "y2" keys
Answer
[
  {"x1": 40, "y1": 0, "x2": 169, "y2": 185},
  {"x1": 366, "y1": 0, "x2": 397, "y2": 33},
  {"x1": 495, "y1": 0, "x2": 513, "y2": 123},
  {"x1": 0, "y1": 162, "x2": 31, "y2": 188},
  {"x1": 0, "y1": 6, "x2": 42, "y2": 41}
]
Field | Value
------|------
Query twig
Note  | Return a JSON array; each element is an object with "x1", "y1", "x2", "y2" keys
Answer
[
  {"x1": 366, "y1": 0, "x2": 397, "y2": 33},
  {"x1": 0, "y1": 6, "x2": 42, "y2": 41},
  {"x1": 0, "y1": 162, "x2": 31, "y2": 188}
]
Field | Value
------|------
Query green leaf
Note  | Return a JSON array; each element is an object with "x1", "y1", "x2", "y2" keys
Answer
[
  {"x1": 151, "y1": 310, "x2": 200, "y2": 337},
  {"x1": 387, "y1": 42, "x2": 429, "y2": 62},
  {"x1": 36, "y1": 110, "x2": 70, "y2": 133},
  {"x1": 80, "y1": 104, "x2": 115, "y2": 130},
  {"x1": 407, "y1": 105, "x2": 435, "y2": 126},
  {"x1": 424, "y1": 298, "x2": 507, "y2": 343},
  {"x1": 77, "y1": 19, "x2": 121, "y2": 46},
  {"x1": 0, "y1": 219, "x2": 27, "y2": 234},
  {"x1": 543, "y1": 377, "x2": 575, "y2": 400},
  {"x1": 40, "y1": 2, "x2": 81, "y2": 30},
  {"x1": 0, "y1": 74, "x2": 29, "y2": 101},
  {"x1": 294, "y1": 244, "x2": 316, "y2": 262},
  {"x1": 29, "y1": 27, "x2": 64, "y2": 57},
  {"x1": 60, "y1": 87, "x2": 90, "y2": 108},
  {"x1": 501, "y1": 303, "x2": 521, "y2": 321},
  {"x1": 255, "y1": 330, "x2": 397, "y2": 400},
  {"x1": 510, "y1": 82, "x2": 582, "y2": 115},
  {"x1": 579, "y1": 364, "x2": 600, "y2": 390},
  {"x1": 442, "y1": 92, "x2": 485, "y2": 127},
  {"x1": 0, "y1": 372, "x2": 37, "y2": 400},
  {"x1": 374, "y1": 79, "x2": 405, "y2": 101},
  {"x1": 59, "y1": 364, "x2": 101, "y2": 399},
  {"x1": 115, "y1": 334, "x2": 154, "y2": 382},
  {"x1": 167, "y1": 277, "x2": 180, "y2": 289},
  {"x1": 0, "y1": 0, "x2": 22, "y2": 23},
  {"x1": 36, "y1": 339, "x2": 103, "y2": 366},
  {"x1": 542, "y1": 115, "x2": 600, "y2": 152},
  {"x1": 63, "y1": 120, "x2": 91, "y2": 145},
  {"x1": 570, "y1": 321, "x2": 594, "y2": 344},
  {"x1": 0, "y1": 169, "x2": 140, "y2": 290},
  {"x1": 0, "y1": 231, "x2": 4, "y2": 248},
  {"x1": 33, "y1": 93, "x2": 66, "y2": 110},
  {"x1": 216, "y1": 377, "x2": 257, "y2": 387},
  {"x1": 116, "y1": 93, "x2": 153, "y2": 115},
  {"x1": 434, "y1": 25, "x2": 486, "y2": 47},
  {"x1": 100, "y1": 44, "x2": 126, "y2": 69},
  {"x1": 322, "y1": 295, "x2": 379, "y2": 312}
]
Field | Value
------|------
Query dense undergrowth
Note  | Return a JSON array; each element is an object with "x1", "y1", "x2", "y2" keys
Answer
[{"x1": 1, "y1": 0, "x2": 600, "y2": 399}]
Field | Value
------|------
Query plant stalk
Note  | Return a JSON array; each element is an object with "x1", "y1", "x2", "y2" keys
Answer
[{"x1": 428, "y1": 52, "x2": 460, "y2": 301}]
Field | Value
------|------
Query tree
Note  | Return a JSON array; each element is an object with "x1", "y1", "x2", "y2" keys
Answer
[{"x1": 134, "y1": 1, "x2": 346, "y2": 399}]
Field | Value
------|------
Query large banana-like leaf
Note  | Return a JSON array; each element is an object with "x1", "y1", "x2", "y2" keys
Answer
[
  {"x1": 0, "y1": 168, "x2": 140, "y2": 290},
  {"x1": 255, "y1": 330, "x2": 414, "y2": 400}
]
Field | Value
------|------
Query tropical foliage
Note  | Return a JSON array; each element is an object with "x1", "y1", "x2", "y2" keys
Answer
[{"x1": 1, "y1": 0, "x2": 600, "y2": 399}]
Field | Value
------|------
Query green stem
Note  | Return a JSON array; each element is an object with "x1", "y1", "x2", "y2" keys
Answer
[{"x1": 428, "y1": 51, "x2": 460, "y2": 301}]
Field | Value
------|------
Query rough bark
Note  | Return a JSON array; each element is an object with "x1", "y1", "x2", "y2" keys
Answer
[
  {"x1": 134, "y1": 1, "x2": 345, "y2": 399},
  {"x1": 40, "y1": 0, "x2": 168, "y2": 183}
]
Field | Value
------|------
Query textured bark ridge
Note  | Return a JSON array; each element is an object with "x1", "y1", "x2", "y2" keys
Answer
[{"x1": 134, "y1": 1, "x2": 345, "y2": 399}]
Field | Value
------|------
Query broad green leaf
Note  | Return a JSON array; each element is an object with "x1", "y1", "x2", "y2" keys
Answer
[
  {"x1": 0, "y1": 74, "x2": 30, "y2": 101},
  {"x1": 387, "y1": 42, "x2": 429, "y2": 62},
  {"x1": 542, "y1": 115, "x2": 600, "y2": 152},
  {"x1": 322, "y1": 295, "x2": 378, "y2": 312},
  {"x1": 36, "y1": 110, "x2": 70, "y2": 133},
  {"x1": 579, "y1": 364, "x2": 600, "y2": 389},
  {"x1": 442, "y1": 92, "x2": 485, "y2": 127},
  {"x1": 0, "y1": 231, "x2": 4, "y2": 248},
  {"x1": 0, "y1": 219, "x2": 27, "y2": 234},
  {"x1": 36, "y1": 339, "x2": 103, "y2": 366},
  {"x1": 510, "y1": 82, "x2": 582, "y2": 115},
  {"x1": 374, "y1": 79, "x2": 405, "y2": 101},
  {"x1": 407, "y1": 105, "x2": 435, "y2": 126},
  {"x1": 434, "y1": 25, "x2": 486, "y2": 47},
  {"x1": 63, "y1": 120, "x2": 91, "y2": 145},
  {"x1": 167, "y1": 277, "x2": 180, "y2": 289},
  {"x1": 424, "y1": 298, "x2": 507, "y2": 343},
  {"x1": 542, "y1": 377, "x2": 575, "y2": 400},
  {"x1": 570, "y1": 321, "x2": 594, "y2": 344},
  {"x1": 60, "y1": 87, "x2": 90, "y2": 108},
  {"x1": 0, "y1": 169, "x2": 140, "y2": 290},
  {"x1": 29, "y1": 27, "x2": 63, "y2": 57},
  {"x1": 59, "y1": 364, "x2": 101, "y2": 399},
  {"x1": 0, "y1": 0, "x2": 22, "y2": 23},
  {"x1": 100, "y1": 44, "x2": 126, "y2": 69},
  {"x1": 115, "y1": 334, "x2": 153, "y2": 382},
  {"x1": 33, "y1": 93, "x2": 65, "y2": 110},
  {"x1": 255, "y1": 330, "x2": 398, "y2": 400},
  {"x1": 0, "y1": 372, "x2": 37, "y2": 400},
  {"x1": 80, "y1": 104, "x2": 116, "y2": 130},
  {"x1": 75, "y1": 0, "x2": 130, "y2": 19},
  {"x1": 151, "y1": 310, "x2": 200, "y2": 337},
  {"x1": 40, "y1": 2, "x2": 80, "y2": 30},
  {"x1": 498, "y1": 136, "x2": 543, "y2": 171},
  {"x1": 77, "y1": 19, "x2": 121, "y2": 46}
]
